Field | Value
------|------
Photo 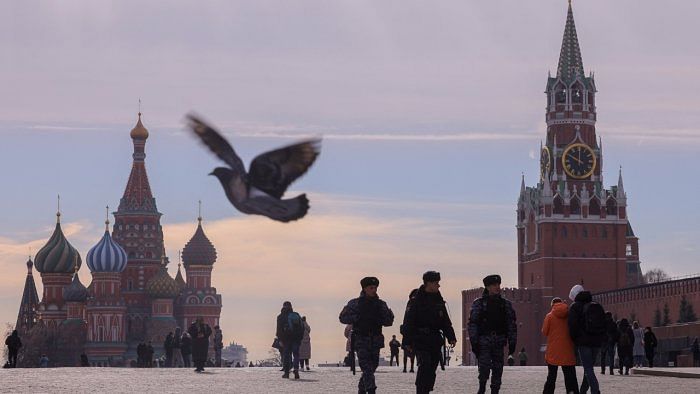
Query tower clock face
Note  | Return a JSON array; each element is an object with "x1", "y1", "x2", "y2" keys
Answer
[
  {"x1": 540, "y1": 146, "x2": 552, "y2": 180},
  {"x1": 562, "y1": 143, "x2": 596, "y2": 179}
]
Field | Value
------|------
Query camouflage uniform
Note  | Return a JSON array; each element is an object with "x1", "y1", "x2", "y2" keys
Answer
[
  {"x1": 339, "y1": 292, "x2": 394, "y2": 394},
  {"x1": 468, "y1": 293, "x2": 517, "y2": 394}
]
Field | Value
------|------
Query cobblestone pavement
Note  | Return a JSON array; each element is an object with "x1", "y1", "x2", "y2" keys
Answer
[{"x1": 2, "y1": 366, "x2": 699, "y2": 393}]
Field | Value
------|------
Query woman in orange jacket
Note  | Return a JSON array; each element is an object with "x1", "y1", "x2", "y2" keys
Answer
[{"x1": 542, "y1": 297, "x2": 579, "y2": 394}]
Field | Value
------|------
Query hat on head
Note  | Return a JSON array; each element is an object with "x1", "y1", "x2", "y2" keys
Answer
[
  {"x1": 569, "y1": 284, "x2": 584, "y2": 301},
  {"x1": 360, "y1": 277, "x2": 379, "y2": 288},
  {"x1": 483, "y1": 274, "x2": 501, "y2": 287},
  {"x1": 422, "y1": 271, "x2": 441, "y2": 282}
]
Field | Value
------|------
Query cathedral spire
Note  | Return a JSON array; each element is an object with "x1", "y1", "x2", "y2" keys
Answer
[
  {"x1": 557, "y1": 0, "x2": 585, "y2": 83},
  {"x1": 117, "y1": 112, "x2": 158, "y2": 213},
  {"x1": 16, "y1": 257, "x2": 39, "y2": 334}
]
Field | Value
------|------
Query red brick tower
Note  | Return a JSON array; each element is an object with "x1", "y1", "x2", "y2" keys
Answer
[
  {"x1": 176, "y1": 214, "x2": 222, "y2": 331},
  {"x1": 111, "y1": 112, "x2": 166, "y2": 345},
  {"x1": 516, "y1": 1, "x2": 643, "y2": 301}
]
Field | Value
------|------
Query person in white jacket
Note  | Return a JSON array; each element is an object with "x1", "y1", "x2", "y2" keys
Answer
[{"x1": 632, "y1": 321, "x2": 645, "y2": 367}]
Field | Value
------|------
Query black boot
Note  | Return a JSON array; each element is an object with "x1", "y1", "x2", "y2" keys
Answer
[
  {"x1": 477, "y1": 382, "x2": 487, "y2": 394},
  {"x1": 294, "y1": 370, "x2": 300, "y2": 379}
]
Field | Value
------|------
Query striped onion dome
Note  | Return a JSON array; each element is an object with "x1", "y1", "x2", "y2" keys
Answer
[
  {"x1": 63, "y1": 272, "x2": 88, "y2": 302},
  {"x1": 181, "y1": 219, "x2": 217, "y2": 267},
  {"x1": 86, "y1": 230, "x2": 127, "y2": 273},
  {"x1": 146, "y1": 263, "x2": 181, "y2": 299},
  {"x1": 34, "y1": 213, "x2": 82, "y2": 274}
]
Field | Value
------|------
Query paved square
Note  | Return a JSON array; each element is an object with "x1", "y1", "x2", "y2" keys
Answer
[{"x1": 3, "y1": 366, "x2": 699, "y2": 393}]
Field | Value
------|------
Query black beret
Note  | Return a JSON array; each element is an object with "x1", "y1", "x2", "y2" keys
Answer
[
  {"x1": 422, "y1": 271, "x2": 441, "y2": 282},
  {"x1": 483, "y1": 274, "x2": 501, "y2": 287},
  {"x1": 360, "y1": 277, "x2": 379, "y2": 288}
]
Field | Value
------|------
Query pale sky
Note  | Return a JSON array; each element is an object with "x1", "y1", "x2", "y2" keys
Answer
[{"x1": 1, "y1": 1, "x2": 699, "y2": 363}]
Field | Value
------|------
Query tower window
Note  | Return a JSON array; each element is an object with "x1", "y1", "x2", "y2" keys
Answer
[{"x1": 626, "y1": 244, "x2": 633, "y2": 257}]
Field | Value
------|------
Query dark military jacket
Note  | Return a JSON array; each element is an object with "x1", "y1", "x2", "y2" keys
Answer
[
  {"x1": 339, "y1": 292, "x2": 394, "y2": 349},
  {"x1": 467, "y1": 293, "x2": 517, "y2": 351},
  {"x1": 401, "y1": 286, "x2": 457, "y2": 351}
]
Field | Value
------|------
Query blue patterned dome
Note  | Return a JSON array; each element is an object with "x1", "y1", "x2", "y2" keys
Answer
[
  {"x1": 87, "y1": 230, "x2": 128, "y2": 273},
  {"x1": 63, "y1": 272, "x2": 88, "y2": 302},
  {"x1": 34, "y1": 214, "x2": 82, "y2": 274}
]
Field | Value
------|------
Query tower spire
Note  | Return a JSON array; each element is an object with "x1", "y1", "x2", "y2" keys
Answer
[
  {"x1": 557, "y1": 0, "x2": 585, "y2": 82},
  {"x1": 198, "y1": 200, "x2": 202, "y2": 223},
  {"x1": 56, "y1": 194, "x2": 61, "y2": 223}
]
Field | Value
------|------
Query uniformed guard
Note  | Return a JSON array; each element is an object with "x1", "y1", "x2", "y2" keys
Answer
[
  {"x1": 468, "y1": 274, "x2": 517, "y2": 394},
  {"x1": 339, "y1": 277, "x2": 395, "y2": 394},
  {"x1": 401, "y1": 271, "x2": 457, "y2": 394}
]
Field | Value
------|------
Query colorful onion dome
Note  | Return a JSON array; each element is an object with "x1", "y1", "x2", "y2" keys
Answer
[
  {"x1": 181, "y1": 218, "x2": 217, "y2": 267},
  {"x1": 63, "y1": 272, "x2": 88, "y2": 302},
  {"x1": 146, "y1": 260, "x2": 181, "y2": 299},
  {"x1": 87, "y1": 230, "x2": 128, "y2": 273},
  {"x1": 34, "y1": 213, "x2": 82, "y2": 274},
  {"x1": 130, "y1": 112, "x2": 149, "y2": 140}
]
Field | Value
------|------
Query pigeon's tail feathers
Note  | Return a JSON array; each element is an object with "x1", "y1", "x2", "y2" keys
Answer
[{"x1": 278, "y1": 193, "x2": 310, "y2": 223}]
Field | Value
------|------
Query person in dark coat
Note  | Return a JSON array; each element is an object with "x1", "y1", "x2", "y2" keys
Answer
[
  {"x1": 402, "y1": 271, "x2": 457, "y2": 394},
  {"x1": 693, "y1": 338, "x2": 700, "y2": 367},
  {"x1": 146, "y1": 341, "x2": 154, "y2": 368},
  {"x1": 80, "y1": 353, "x2": 90, "y2": 367},
  {"x1": 617, "y1": 318, "x2": 634, "y2": 375},
  {"x1": 164, "y1": 331, "x2": 174, "y2": 367},
  {"x1": 339, "y1": 276, "x2": 395, "y2": 394},
  {"x1": 181, "y1": 332, "x2": 192, "y2": 368},
  {"x1": 568, "y1": 285, "x2": 606, "y2": 394},
  {"x1": 643, "y1": 327, "x2": 658, "y2": 368},
  {"x1": 188, "y1": 318, "x2": 212, "y2": 372},
  {"x1": 5, "y1": 330, "x2": 22, "y2": 368},
  {"x1": 388, "y1": 335, "x2": 401, "y2": 367},
  {"x1": 276, "y1": 301, "x2": 304, "y2": 379},
  {"x1": 600, "y1": 311, "x2": 618, "y2": 375},
  {"x1": 468, "y1": 274, "x2": 517, "y2": 394},
  {"x1": 136, "y1": 342, "x2": 145, "y2": 367}
]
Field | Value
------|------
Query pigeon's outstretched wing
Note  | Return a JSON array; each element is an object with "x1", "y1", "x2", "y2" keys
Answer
[
  {"x1": 186, "y1": 114, "x2": 245, "y2": 174},
  {"x1": 248, "y1": 139, "x2": 321, "y2": 199}
]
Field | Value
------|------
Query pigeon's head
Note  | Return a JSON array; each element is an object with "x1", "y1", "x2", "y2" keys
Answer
[{"x1": 209, "y1": 167, "x2": 235, "y2": 184}]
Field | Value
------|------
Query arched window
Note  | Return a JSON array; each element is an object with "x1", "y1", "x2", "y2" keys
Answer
[
  {"x1": 589, "y1": 197, "x2": 601, "y2": 216},
  {"x1": 553, "y1": 195, "x2": 564, "y2": 215},
  {"x1": 571, "y1": 82, "x2": 584, "y2": 104},
  {"x1": 561, "y1": 226, "x2": 568, "y2": 238},
  {"x1": 606, "y1": 198, "x2": 617, "y2": 216},
  {"x1": 570, "y1": 196, "x2": 581, "y2": 215}
]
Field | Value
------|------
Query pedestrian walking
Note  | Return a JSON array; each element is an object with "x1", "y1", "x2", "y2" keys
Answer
[
  {"x1": 468, "y1": 274, "x2": 517, "y2": 394},
  {"x1": 692, "y1": 338, "x2": 700, "y2": 367},
  {"x1": 181, "y1": 332, "x2": 192, "y2": 368},
  {"x1": 172, "y1": 327, "x2": 184, "y2": 368},
  {"x1": 401, "y1": 271, "x2": 457, "y2": 394},
  {"x1": 164, "y1": 331, "x2": 174, "y2": 367},
  {"x1": 541, "y1": 297, "x2": 579, "y2": 394},
  {"x1": 40, "y1": 354, "x2": 49, "y2": 368},
  {"x1": 632, "y1": 321, "x2": 645, "y2": 367},
  {"x1": 188, "y1": 317, "x2": 212, "y2": 372},
  {"x1": 616, "y1": 319, "x2": 634, "y2": 375},
  {"x1": 339, "y1": 276, "x2": 394, "y2": 394},
  {"x1": 518, "y1": 348, "x2": 528, "y2": 366},
  {"x1": 214, "y1": 325, "x2": 224, "y2": 367},
  {"x1": 299, "y1": 316, "x2": 312, "y2": 371},
  {"x1": 388, "y1": 335, "x2": 401, "y2": 367},
  {"x1": 80, "y1": 353, "x2": 89, "y2": 367},
  {"x1": 600, "y1": 311, "x2": 618, "y2": 375},
  {"x1": 4, "y1": 330, "x2": 22, "y2": 368},
  {"x1": 276, "y1": 301, "x2": 304, "y2": 379},
  {"x1": 136, "y1": 342, "x2": 145, "y2": 367},
  {"x1": 568, "y1": 284, "x2": 606, "y2": 394},
  {"x1": 643, "y1": 327, "x2": 658, "y2": 368}
]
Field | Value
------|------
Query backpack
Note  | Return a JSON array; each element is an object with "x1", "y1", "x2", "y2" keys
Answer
[
  {"x1": 582, "y1": 302, "x2": 606, "y2": 336},
  {"x1": 619, "y1": 331, "x2": 631, "y2": 347},
  {"x1": 285, "y1": 312, "x2": 304, "y2": 339}
]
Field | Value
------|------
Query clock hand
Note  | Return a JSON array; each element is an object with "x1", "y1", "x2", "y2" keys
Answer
[{"x1": 568, "y1": 154, "x2": 583, "y2": 165}]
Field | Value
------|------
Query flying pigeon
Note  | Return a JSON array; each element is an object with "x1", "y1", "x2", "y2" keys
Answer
[{"x1": 186, "y1": 114, "x2": 321, "y2": 223}]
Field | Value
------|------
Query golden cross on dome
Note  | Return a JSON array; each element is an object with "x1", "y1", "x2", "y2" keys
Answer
[
  {"x1": 198, "y1": 200, "x2": 202, "y2": 223},
  {"x1": 56, "y1": 194, "x2": 61, "y2": 223},
  {"x1": 105, "y1": 205, "x2": 110, "y2": 231}
]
